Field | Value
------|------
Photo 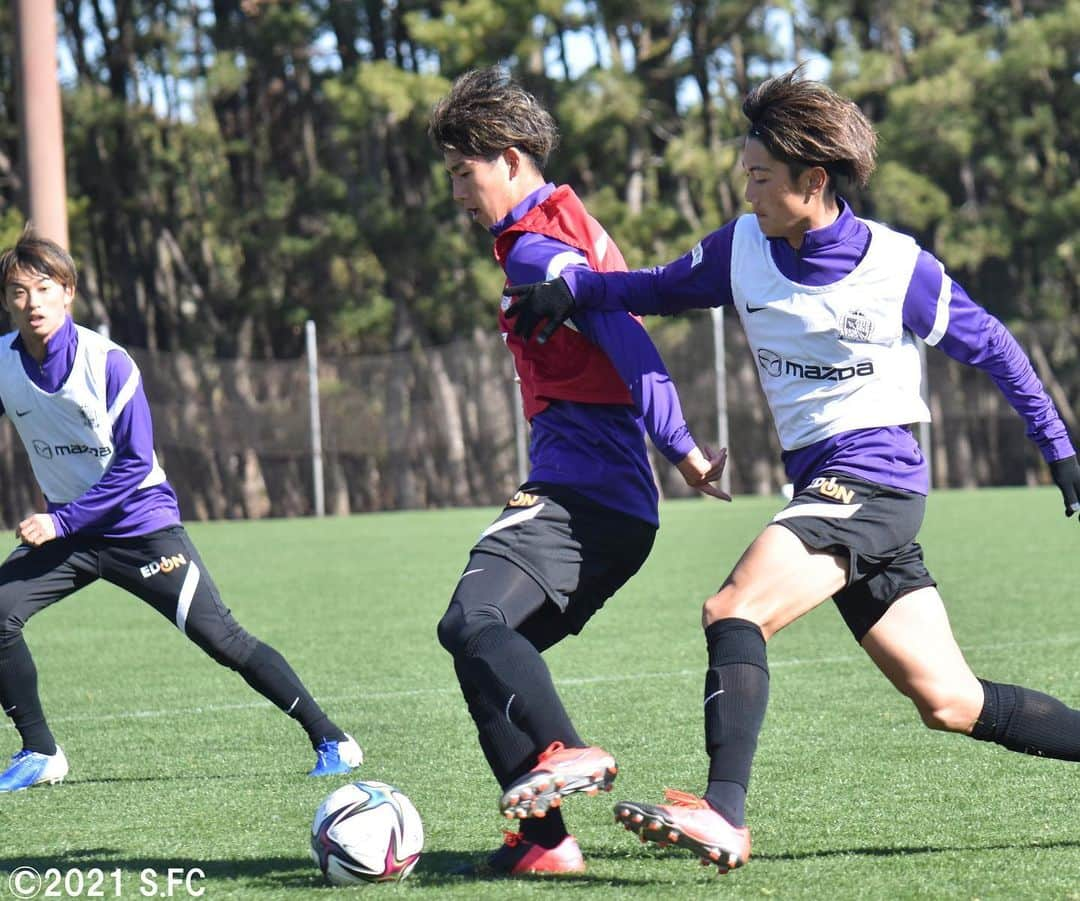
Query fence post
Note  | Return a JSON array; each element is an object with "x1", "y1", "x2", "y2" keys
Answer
[
  {"x1": 711, "y1": 306, "x2": 732, "y2": 497},
  {"x1": 306, "y1": 319, "x2": 325, "y2": 517}
]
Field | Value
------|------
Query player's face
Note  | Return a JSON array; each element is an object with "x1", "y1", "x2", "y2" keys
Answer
[
  {"x1": 443, "y1": 149, "x2": 516, "y2": 230},
  {"x1": 2, "y1": 266, "x2": 74, "y2": 354},
  {"x1": 741, "y1": 137, "x2": 821, "y2": 248}
]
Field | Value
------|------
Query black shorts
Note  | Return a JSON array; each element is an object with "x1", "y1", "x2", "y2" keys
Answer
[
  {"x1": 470, "y1": 482, "x2": 656, "y2": 634},
  {"x1": 0, "y1": 525, "x2": 253, "y2": 663},
  {"x1": 771, "y1": 473, "x2": 937, "y2": 641}
]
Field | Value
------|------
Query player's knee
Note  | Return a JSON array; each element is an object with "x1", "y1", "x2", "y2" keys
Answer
[
  {"x1": 0, "y1": 594, "x2": 26, "y2": 644},
  {"x1": 437, "y1": 603, "x2": 502, "y2": 657},
  {"x1": 191, "y1": 622, "x2": 258, "y2": 671},
  {"x1": 702, "y1": 585, "x2": 759, "y2": 630},
  {"x1": 437, "y1": 607, "x2": 477, "y2": 657},
  {"x1": 0, "y1": 619, "x2": 22, "y2": 645},
  {"x1": 436, "y1": 608, "x2": 464, "y2": 655},
  {"x1": 912, "y1": 691, "x2": 980, "y2": 733}
]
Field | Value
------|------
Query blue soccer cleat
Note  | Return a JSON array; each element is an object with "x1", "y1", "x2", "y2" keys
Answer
[
  {"x1": 308, "y1": 733, "x2": 363, "y2": 777},
  {"x1": 0, "y1": 747, "x2": 69, "y2": 793}
]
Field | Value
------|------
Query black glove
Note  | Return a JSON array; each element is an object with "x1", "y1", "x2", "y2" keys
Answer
[
  {"x1": 1049, "y1": 454, "x2": 1080, "y2": 518},
  {"x1": 504, "y1": 276, "x2": 575, "y2": 344}
]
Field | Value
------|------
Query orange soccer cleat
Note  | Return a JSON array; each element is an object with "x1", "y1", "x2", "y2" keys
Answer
[
  {"x1": 614, "y1": 789, "x2": 751, "y2": 873},
  {"x1": 499, "y1": 741, "x2": 618, "y2": 819},
  {"x1": 485, "y1": 831, "x2": 586, "y2": 876}
]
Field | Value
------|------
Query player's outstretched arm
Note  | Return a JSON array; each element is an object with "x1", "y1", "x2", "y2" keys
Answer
[
  {"x1": 677, "y1": 445, "x2": 732, "y2": 501},
  {"x1": 1049, "y1": 455, "x2": 1080, "y2": 519},
  {"x1": 902, "y1": 254, "x2": 1078, "y2": 524},
  {"x1": 504, "y1": 276, "x2": 575, "y2": 344}
]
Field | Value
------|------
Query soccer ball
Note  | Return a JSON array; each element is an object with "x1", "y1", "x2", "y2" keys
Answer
[{"x1": 310, "y1": 781, "x2": 424, "y2": 885}]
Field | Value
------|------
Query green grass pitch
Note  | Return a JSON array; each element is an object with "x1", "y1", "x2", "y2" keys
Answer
[{"x1": 1, "y1": 488, "x2": 1078, "y2": 899}]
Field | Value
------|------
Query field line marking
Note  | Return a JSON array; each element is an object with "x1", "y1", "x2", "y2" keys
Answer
[{"x1": 5, "y1": 633, "x2": 1080, "y2": 729}]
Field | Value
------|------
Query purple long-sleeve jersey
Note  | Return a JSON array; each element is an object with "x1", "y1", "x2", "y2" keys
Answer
[
  {"x1": 494, "y1": 184, "x2": 697, "y2": 525},
  {"x1": 560, "y1": 200, "x2": 1074, "y2": 494},
  {"x1": 0, "y1": 317, "x2": 181, "y2": 538}
]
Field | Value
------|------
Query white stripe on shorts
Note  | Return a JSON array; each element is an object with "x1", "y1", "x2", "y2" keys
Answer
[
  {"x1": 772, "y1": 502, "x2": 862, "y2": 523},
  {"x1": 478, "y1": 503, "x2": 546, "y2": 540},
  {"x1": 174, "y1": 563, "x2": 202, "y2": 634}
]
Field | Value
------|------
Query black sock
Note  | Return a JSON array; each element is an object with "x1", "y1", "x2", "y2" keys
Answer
[
  {"x1": 454, "y1": 657, "x2": 538, "y2": 789},
  {"x1": 239, "y1": 642, "x2": 345, "y2": 749},
  {"x1": 520, "y1": 808, "x2": 569, "y2": 848},
  {"x1": 0, "y1": 636, "x2": 56, "y2": 756},
  {"x1": 462, "y1": 623, "x2": 582, "y2": 748},
  {"x1": 701, "y1": 618, "x2": 769, "y2": 827},
  {"x1": 971, "y1": 678, "x2": 1080, "y2": 761}
]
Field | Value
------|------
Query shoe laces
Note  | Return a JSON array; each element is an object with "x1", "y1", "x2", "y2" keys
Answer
[
  {"x1": 663, "y1": 788, "x2": 708, "y2": 809},
  {"x1": 9, "y1": 749, "x2": 35, "y2": 764},
  {"x1": 537, "y1": 741, "x2": 566, "y2": 762},
  {"x1": 315, "y1": 738, "x2": 339, "y2": 757}
]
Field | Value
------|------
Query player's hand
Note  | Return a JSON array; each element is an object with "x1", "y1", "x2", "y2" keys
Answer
[
  {"x1": 1049, "y1": 455, "x2": 1080, "y2": 519},
  {"x1": 676, "y1": 445, "x2": 731, "y2": 501},
  {"x1": 16, "y1": 513, "x2": 57, "y2": 547},
  {"x1": 504, "y1": 277, "x2": 575, "y2": 344}
]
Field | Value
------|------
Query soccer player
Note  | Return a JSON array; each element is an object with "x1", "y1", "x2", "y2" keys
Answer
[
  {"x1": 0, "y1": 227, "x2": 363, "y2": 792},
  {"x1": 428, "y1": 68, "x2": 730, "y2": 876},
  {"x1": 504, "y1": 68, "x2": 1080, "y2": 873}
]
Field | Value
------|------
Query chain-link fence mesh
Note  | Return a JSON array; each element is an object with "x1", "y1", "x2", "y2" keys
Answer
[{"x1": 0, "y1": 315, "x2": 1073, "y2": 527}]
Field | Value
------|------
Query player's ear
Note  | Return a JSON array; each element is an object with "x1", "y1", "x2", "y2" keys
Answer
[
  {"x1": 501, "y1": 146, "x2": 518, "y2": 177},
  {"x1": 502, "y1": 146, "x2": 530, "y2": 180},
  {"x1": 802, "y1": 165, "x2": 828, "y2": 200}
]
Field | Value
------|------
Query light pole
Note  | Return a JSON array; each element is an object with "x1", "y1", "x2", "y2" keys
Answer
[{"x1": 14, "y1": 0, "x2": 68, "y2": 247}]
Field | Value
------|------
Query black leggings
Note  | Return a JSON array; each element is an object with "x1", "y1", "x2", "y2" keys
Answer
[{"x1": 438, "y1": 553, "x2": 573, "y2": 657}]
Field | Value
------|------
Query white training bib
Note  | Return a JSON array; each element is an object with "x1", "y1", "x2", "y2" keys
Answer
[
  {"x1": 0, "y1": 325, "x2": 166, "y2": 503},
  {"x1": 730, "y1": 214, "x2": 931, "y2": 451}
]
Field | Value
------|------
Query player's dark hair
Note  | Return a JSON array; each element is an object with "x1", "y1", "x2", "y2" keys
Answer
[
  {"x1": 742, "y1": 66, "x2": 877, "y2": 190},
  {"x1": 428, "y1": 67, "x2": 558, "y2": 171},
  {"x1": 0, "y1": 223, "x2": 78, "y2": 291}
]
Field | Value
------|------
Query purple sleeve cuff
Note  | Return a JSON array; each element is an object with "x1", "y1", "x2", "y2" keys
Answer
[{"x1": 663, "y1": 426, "x2": 697, "y2": 464}]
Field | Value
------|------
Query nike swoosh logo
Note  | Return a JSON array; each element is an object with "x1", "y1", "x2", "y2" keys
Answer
[
  {"x1": 2, "y1": 705, "x2": 15, "y2": 714},
  {"x1": 14, "y1": 409, "x2": 31, "y2": 417},
  {"x1": 745, "y1": 303, "x2": 769, "y2": 314}
]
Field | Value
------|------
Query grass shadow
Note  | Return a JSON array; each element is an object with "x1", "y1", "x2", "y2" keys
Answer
[
  {"x1": 393, "y1": 849, "x2": 660, "y2": 887},
  {"x1": 756, "y1": 837, "x2": 1080, "y2": 863}
]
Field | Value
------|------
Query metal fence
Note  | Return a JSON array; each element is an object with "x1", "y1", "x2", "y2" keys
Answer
[{"x1": 0, "y1": 313, "x2": 1073, "y2": 527}]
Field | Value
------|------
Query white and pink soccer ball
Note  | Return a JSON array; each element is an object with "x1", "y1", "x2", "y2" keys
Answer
[{"x1": 311, "y1": 781, "x2": 424, "y2": 885}]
